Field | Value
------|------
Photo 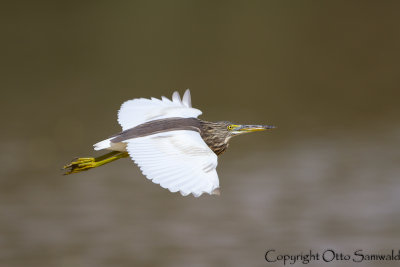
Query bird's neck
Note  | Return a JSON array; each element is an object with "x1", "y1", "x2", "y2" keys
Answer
[{"x1": 199, "y1": 120, "x2": 229, "y2": 156}]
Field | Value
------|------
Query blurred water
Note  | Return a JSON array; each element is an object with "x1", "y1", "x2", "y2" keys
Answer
[
  {"x1": 1, "y1": 126, "x2": 399, "y2": 267},
  {"x1": 1, "y1": 1, "x2": 400, "y2": 267}
]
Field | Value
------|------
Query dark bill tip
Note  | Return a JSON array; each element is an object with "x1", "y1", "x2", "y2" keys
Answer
[{"x1": 264, "y1": 125, "x2": 276, "y2": 129}]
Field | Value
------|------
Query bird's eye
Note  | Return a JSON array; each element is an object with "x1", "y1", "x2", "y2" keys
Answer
[{"x1": 227, "y1": 125, "x2": 233, "y2": 130}]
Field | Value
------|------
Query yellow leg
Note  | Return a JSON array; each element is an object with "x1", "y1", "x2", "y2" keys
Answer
[{"x1": 63, "y1": 151, "x2": 129, "y2": 175}]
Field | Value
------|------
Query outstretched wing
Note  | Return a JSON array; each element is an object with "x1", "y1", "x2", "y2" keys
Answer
[
  {"x1": 118, "y1": 89, "x2": 201, "y2": 131},
  {"x1": 125, "y1": 130, "x2": 220, "y2": 197}
]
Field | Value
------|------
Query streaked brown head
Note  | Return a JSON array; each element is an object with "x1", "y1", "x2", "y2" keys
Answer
[{"x1": 199, "y1": 120, "x2": 275, "y2": 155}]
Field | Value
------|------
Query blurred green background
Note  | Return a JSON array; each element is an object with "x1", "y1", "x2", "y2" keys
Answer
[{"x1": 1, "y1": 1, "x2": 400, "y2": 266}]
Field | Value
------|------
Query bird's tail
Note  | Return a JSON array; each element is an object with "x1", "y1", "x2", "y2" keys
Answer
[{"x1": 63, "y1": 151, "x2": 129, "y2": 175}]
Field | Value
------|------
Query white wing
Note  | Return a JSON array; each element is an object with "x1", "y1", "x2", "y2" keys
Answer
[
  {"x1": 94, "y1": 89, "x2": 201, "y2": 150},
  {"x1": 126, "y1": 130, "x2": 220, "y2": 197},
  {"x1": 118, "y1": 89, "x2": 202, "y2": 131}
]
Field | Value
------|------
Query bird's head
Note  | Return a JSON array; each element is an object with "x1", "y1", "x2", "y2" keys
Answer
[
  {"x1": 200, "y1": 120, "x2": 276, "y2": 155},
  {"x1": 225, "y1": 122, "x2": 276, "y2": 136},
  {"x1": 212, "y1": 121, "x2": 276, "y2": 141}
]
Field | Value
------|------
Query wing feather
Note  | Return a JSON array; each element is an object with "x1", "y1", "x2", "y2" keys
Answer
[
  {"x1": 182, "y1": 89, "x2": 192, "y2": 107},
  {"x1": 125, "y1": 130, "x2": 219, "y2": 197},
  {"x1": 117, "y1": 89, "x2": 201, "y2": 131}
]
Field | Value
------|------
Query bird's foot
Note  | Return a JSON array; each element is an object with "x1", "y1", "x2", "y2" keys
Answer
[
  {"x1": 63, "y1": 157, "x2": 96, "y2": 175},
  {"x1": 62, "y1": 152, "x2": 129, "y2": 175}
]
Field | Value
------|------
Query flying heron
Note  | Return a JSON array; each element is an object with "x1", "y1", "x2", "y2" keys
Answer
[{"x1": 63, "y1": 89, "x2": 275, "y2": 197}]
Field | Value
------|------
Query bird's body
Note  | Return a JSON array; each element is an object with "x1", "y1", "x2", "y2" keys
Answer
[
  {"x1": 104, "y1": 117, "x2": 231, "y2": 155},
  {"x1": 64, "y1": 89, "x2": 275, "y2": 197}
]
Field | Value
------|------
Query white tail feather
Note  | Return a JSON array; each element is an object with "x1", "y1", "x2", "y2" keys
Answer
[{"x1": 94, "y1": 138, "x2": 111, "y2": 151}]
